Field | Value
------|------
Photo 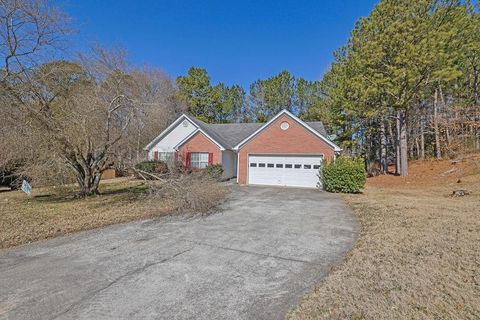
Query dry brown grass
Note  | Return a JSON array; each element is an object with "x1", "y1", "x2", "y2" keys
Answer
[
  {"x1": 0, "y1": 176, "x2": 228, "y2": 249},
  {"x1": 288, "y1": 156, "x2": 480, "y2": 320}
]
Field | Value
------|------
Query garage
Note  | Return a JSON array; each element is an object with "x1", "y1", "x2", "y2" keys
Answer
[{"x1": 248, "y1": 155, "x2": 323, "y2": 188}]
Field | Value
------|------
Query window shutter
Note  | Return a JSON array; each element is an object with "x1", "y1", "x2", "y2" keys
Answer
[
  {"x1": 186, "y1": 152, "x2": 191, "y2": 168},
  {"x1": 208, "y1": 153, "x2": 213, "y2": 165},
  {"x1": 153, "y1": 151, "x2": 158, "y2": 161},
  {"x1": 174, "y1": 151, "x2": 179, "y2": 164}
]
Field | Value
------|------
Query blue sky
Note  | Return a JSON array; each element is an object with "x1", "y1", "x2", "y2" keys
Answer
[{"x1": 60, "y1": 0, "x2": 377, "y2": 89}]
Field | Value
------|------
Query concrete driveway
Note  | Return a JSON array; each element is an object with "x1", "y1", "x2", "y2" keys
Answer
[{"x1": 0, "y1": 186, "x2": 357, "y2": 320}]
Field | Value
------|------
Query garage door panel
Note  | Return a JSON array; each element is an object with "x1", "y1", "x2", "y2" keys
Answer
[
  {"x1": 248, "y1": 155, "x2": 322, "y2": 188},
  {"x1": 248, "y1": 166, "x2": 283, "y2": 186}
]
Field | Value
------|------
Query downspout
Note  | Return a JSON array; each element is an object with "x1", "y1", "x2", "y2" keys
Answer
[{"x1": 236, "y1": 151, "x2": 240, "y2": 184}]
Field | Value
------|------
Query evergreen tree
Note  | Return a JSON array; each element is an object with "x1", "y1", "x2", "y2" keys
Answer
[{"x1": 176, "y1": 67, "x2": 244, "y2": 123}]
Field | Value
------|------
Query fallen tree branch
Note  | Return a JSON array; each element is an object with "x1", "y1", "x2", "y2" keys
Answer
[{"x1": 131, "y1": 168, "x2": 169, "y2": 181}]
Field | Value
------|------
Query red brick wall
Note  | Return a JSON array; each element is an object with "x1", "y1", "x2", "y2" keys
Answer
[
  {"x1": 177, "y1": 131, "x2": 222, "y2": 166},
  {"x1": 237, "y1": 114, "x2": 335, "y2": 184}
]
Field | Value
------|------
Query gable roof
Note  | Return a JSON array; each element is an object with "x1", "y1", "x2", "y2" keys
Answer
[
  {"x1": 201, "y1": 122, "x2": 264, "y2": 148},
  {"x1": 186, "y1": 117, "x2": 233, "y2": 150},
  {"x1": 144, "y1": 114, "x2": 191, "y2": 151},
  {"x1": 144, "y1": 114, "x2": 227, "y2": 151},
  {"x1": 305, "y1": 121, "x2": 327, "y2": 137},
  {"x1": 175, "y1": 117, "x2": 263, "y2": 150},
  {"x1": 179, "y1": 115, "x2": 227, "y2": 150},
  {"x1": 146, "y1": 110, "x2": 338, "y2": 152},
  {"x1": 232, "y1": 109, "x2": 342, "y2": 152},
  {"x1": 184, "y1": 118, "x2": 330, "y2": 150}
]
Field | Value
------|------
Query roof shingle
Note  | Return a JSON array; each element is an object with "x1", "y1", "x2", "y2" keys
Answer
[{"x1": 188, "y1": 116, "x2": 328, "y2": 149}]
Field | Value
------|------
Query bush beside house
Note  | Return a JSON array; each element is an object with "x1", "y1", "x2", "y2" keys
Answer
[
  {"x1": 134, "y1": 161, "x2": 170, "y2": 174},
  {"x1": 205, "y1": 164, "x2": 224, "y2": 180},
  {"x1": 134, "y1": 160, "x2": 225, "y2": 180},
  {"x1": 320, "y1": 156, "x2": 366, "y2": 193}
]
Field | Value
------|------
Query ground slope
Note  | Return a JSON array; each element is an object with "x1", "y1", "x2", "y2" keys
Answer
[{"x1": 288, "y1": 154, "x2": 480, "y2": 320}]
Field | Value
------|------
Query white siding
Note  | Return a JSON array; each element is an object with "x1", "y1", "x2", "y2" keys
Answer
[
  {"x1": 221, "y1": 150, "x2": 236, "y2": 179},
  {"x1": 148, "y1": 119, "x2": 196, "y2": 160}
]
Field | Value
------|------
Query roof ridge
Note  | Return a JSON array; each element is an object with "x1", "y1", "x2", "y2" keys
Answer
[
  {"x1": 187, "y1": 114, "x2": 329, "y2": 150},
  {"x1": 208, "y1": 122, "x2": 265, "y2": 126}
]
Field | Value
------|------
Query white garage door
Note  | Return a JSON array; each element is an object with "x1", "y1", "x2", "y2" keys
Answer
[{"x1": 248, "y1": 155, "x2": 323, "y2": 188}]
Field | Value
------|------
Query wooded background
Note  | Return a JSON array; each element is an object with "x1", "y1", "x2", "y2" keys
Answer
[
  {"x1": 1, "y1": 0, "x2": 479, "y2": 195},
  {"x1": 175, "y1": 1, "x2": 480, "y2": 177}
]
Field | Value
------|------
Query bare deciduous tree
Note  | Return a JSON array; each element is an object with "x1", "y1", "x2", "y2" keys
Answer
[{"x1": 0, "y1": 1, "x2": 183, "y2": 196}]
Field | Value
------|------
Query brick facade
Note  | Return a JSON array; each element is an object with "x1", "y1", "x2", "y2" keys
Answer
[
  {"x1": 177, "y1": 131, "x2": 222, "y2": 167},
  {"x1": 237, "y1": 114, "x2": 335, "y2": 184}
]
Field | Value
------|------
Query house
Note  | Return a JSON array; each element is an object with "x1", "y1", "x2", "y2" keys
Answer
[{"x1": 144, "y1": 109, "x2": 341, "y2": 188}]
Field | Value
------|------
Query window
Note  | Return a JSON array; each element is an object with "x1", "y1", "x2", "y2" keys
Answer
[
  {"x1": 276, "y1": 164, "x2": 283, "y2": 168},
  {"x1": 304, "y1": 164, "x2": 312, "y2": 169},
  {"x1": 259, "y1": 163, "x2": 266, "y2": 167},
  {"x1": 280, "y1": 121, "x2": 290, "y2": 130},
  {"x1": 190, "y1": 152, "x2": 209, "y2": 169},
  {"x1": 158, "y1": 152, "x2": 174, "y2": 162},
  {"x1": 285, "y1": 164, "x2": 292, "y2": 168},
  {"x1": 313, "y1": 165, "x2": 320, "y2": 169},
  {"x1": 294, "y1": 164, "x2": 301, "y2": 169},
  {"x1": 267, "y1": 163, "x2": 274, "y2": 168},
  {"x1": 250, "y1": 163, "x2": 257, "y2": 167}
]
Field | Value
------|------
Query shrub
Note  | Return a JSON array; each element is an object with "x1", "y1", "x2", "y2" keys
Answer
[
  {"x1": 135, "y1": 161, "x2": 169, "y2": 174},
  {"x1": 320, "y1": 156, "x2": 366, "y2": 193},
  {"x1": 0, "y1": 161, "x2": 28, "y2": 189},
  {"x1": 0, "y1": 170, "x2": 20, "y2": 189},
  {"x1": 205, "y1": 164, "x2": 224, "y2": 180}
]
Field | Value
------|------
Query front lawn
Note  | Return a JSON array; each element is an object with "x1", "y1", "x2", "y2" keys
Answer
[
  {"x1": 0, "y1": 176, "x2": 227, "y2": 249},
  {"x1": 288, "y1": 156, "x2": 480, "y2": 319}
]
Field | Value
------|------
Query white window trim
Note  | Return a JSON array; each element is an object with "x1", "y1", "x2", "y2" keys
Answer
[
  {"x1": 158, "y1": 152, "x2": 174, "y2": 162},
  {"x1": 190, "y1": 152, "x2": 209, "y2": 169}
]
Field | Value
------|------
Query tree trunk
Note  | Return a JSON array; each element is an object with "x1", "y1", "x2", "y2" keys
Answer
[
  {"x1": 365, "y1": 127, "x2": 373, "y2": 175},
  {"x1": 387, "y1": 120, "x2": 396, "y2": 152},
  {"x1": 67, "y1": 154, "x2": 106, "y2": 197},
  {"x1": 433, "y1": 89, "x2": 442, "y2": 159},
  {"x1": 76, "y1": 168, "x2": 102, "y2": 197},
  {"x1": 415, "y1": 138, "x2": 420, "y2": 159},
  {"x1": 136, "y1": 127, "x2": 141, "y2": 162},
  {"x1": 399, "y1": 109, "x2": 408, "y2": 176},
  {"x1": 474, "y1": 64, "x2": 480, "y2": 150},
  {"x1": 439, "y1": 86, "x2": 451, "y2": 148},
  {"x1": 380, "y1": 120, "x2": 388, "y2": 174},
  {"x1": 395, "y1": 112, "x2": 401, "y2": 175},
  {"x1": 474, "y1": 64, "x2": 479, "y2": 105},
  {"x1": 420, "y1": 116, "x2": 425, "y2": 160}
]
